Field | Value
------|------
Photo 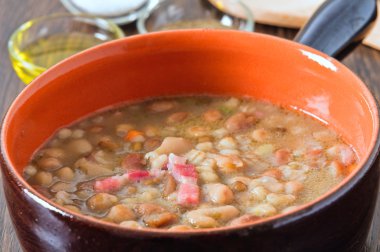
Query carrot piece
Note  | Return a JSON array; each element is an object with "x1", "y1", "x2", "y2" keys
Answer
[
  {"x1": 124, "y1": 130, "x2": 144, "y2": 142},
  {"x1": 347, "y1": 164, "x2": 357, "y2": 174}
]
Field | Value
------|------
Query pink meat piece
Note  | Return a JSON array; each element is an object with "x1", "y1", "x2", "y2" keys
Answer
[
  {"x1": 94, "y1": 170, "x2": 150, "y2": 192},
  {"x1": 127, "y1": 170, "x2": 150, "y2": 181},
  {"x1": 166, "y1": 153, "x2": 200, "y2": 206},
  {"x1": 172, "y1": 163, "x2": 197, "y2": 184},
  {"x1": 177, "y1": 183, "x2": 200, "y2": 206},
  {"x1": 121, "y1": 153, "x2": 145, "y2": 171},
  {"x1": 94, "y1": 176, "x2": 123, "y2": 193},
  {"x1": 167, "y1": 153, "x2": 187, "y2": 171}
]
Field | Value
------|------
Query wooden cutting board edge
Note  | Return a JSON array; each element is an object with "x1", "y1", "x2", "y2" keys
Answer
[{"x1": 208, "y1": 0, "x2": 380, "y2": 51}]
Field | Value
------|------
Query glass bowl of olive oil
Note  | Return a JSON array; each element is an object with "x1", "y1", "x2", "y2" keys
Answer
[{"x1": 8, "y1": 13, "x2": 124, "y2": 84}]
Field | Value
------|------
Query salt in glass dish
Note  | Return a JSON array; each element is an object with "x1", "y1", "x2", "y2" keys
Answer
[{"x1": 60, "y1": 0, "x2": 149, "y2": 25}]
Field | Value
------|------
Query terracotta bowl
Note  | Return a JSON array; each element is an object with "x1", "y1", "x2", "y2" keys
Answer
[{"x1": 1, "y1": 30, "x2": 380, "y2": 251}]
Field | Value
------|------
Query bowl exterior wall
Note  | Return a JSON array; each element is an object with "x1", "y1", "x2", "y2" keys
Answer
[{"x1": 1, "y1": 154, "x2": 379, "y2": 252}]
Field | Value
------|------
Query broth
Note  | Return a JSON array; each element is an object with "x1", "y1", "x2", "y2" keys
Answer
[{"x1": 24, "y1": 96, "x2": 357, "y2": 230}]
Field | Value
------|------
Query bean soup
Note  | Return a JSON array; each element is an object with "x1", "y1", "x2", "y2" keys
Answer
[{"x1": 24, "y1": 96, "x2": 357, "y2": 230}]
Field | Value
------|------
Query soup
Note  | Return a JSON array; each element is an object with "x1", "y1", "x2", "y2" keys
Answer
[{"x1": 23, "y1": 96, "x2": 357, "y2": 230}]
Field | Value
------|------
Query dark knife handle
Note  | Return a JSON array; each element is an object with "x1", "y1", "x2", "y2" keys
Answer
[{"x1": 294, "y1": 0, "x2": 377, "y2": 60}]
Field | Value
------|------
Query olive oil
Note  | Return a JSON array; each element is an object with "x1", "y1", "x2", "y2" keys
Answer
[{"x1": 10, "y1": 33, "x2": 106, "y2": 84}]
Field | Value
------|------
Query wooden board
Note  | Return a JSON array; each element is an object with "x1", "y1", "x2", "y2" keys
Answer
[
  {"x1": 209, "y1": 0, "x2": 380, "y2": 50},
  {"x1": 364, "y1": 5, "x2": 380, "y2": 51},
  {"x1": 209, "y1": 0, "x2": 325, "y2": 28}
]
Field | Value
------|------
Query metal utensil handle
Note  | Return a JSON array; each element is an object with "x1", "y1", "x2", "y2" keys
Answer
[{"x1": 294, "y1": 0, "x2": 377, "y2": 60}]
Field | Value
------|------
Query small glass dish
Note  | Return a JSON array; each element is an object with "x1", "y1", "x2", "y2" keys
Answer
[
  {"x1": 60, "y1": 0, "x2": 149, "y2": 25},
  {"x1": 8, "y1": 13, "x2": 124, "y2": 84},
  {"x1": 137, "y1": 0, "x2": 254, "y2": 34}
]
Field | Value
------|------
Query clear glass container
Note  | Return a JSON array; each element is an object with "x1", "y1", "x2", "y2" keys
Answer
[
  {"x1": 60, "y1": 0, "x2": 149, "y2": 25},
  {"x1": 8, "y1": 13, "x2": 124, "y2": 84},
  {"x1": 137, "y1": 0, "x2": 254, "y2": 33}
]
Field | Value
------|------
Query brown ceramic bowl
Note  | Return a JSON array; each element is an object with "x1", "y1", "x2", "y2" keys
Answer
[
  {"x1": 1, "y1": 29, "x2": 380, "y2": 251},
  {"x1": 1, "y1": 1, "x2": 379, "y2": 250}
]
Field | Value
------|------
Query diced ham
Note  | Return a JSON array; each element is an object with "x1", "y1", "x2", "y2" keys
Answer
[
  {"x1": 177, "y1": 183, "x2": 200, "y2": 206},
  {"x1": 167, "y1": 153, "x2": 200, "y2": 206},
  {"x1": 167, "y1": 153, "x2": 187, "y2": 170},
  {"x1": 94, "y1": 170, "x2": 150, "y2": 192},
  {"x1": 168, "y1": 154, "x2": 197, "y2": 184},
  {"x1": 172, "y1": 164, "x2": 197, "y2": 183},
  {"x1": 94, "y1": 176, "x2": 123, "y2": 192},
  {"x1": 127, "y1": 170, "x2": 150, "y2": 181},
  {"x1": 121, "y1": 153, "x2": 145, "y2": 171}
]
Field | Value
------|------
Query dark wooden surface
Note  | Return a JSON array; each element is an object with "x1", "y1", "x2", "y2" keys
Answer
[{"x1": 1, "y1": 0, "x2": 380, "y2": 251}]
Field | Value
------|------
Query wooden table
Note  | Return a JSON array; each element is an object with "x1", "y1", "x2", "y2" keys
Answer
[{"x1": 1, "y1": 0, "x2": 380, "y2": 251}]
